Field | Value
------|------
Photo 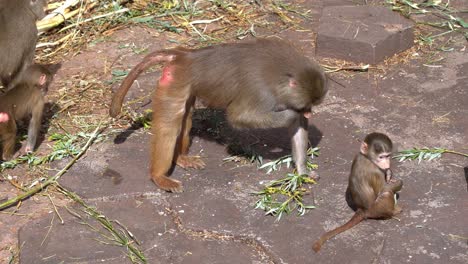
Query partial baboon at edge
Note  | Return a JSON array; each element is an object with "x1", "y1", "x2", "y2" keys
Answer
[
  {"x1": 0, "y1": 64, "x2": 51, "y2": 160},
  {"x1": 0, "y1": 0, "x2": 48, "y2": 90}
]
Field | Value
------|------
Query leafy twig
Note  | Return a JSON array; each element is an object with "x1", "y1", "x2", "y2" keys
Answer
[
  {"x1": 254, "y1": 147, "x2": 320, "y2": 220},
  {"x1": 0, "y1": 131, "x2": 105, "y2": 171},
  {"x1": 253, "y1": 173, "x2": 316, "y2": 221},
  {"x1": 57, "y1": 185, "x2": 146, "y2": 263},
  {"x1": 133, "y1": 109, "x2": 153, "y2": 129},
  {"x1": 394, "y1": 147, "x2": 468, "y2": 163},
  {"x1": 0, "y1": 124, "x2": 106, "y2": 210},
  {"x1": 259, "y1": 147, "x2": 319, "y2": 174},
  {"x1": 223, "y1": 144, "x2": 263, "y2": 165},
  {"x1": 387, "y1": 0, "x2": 468, "y2": 31}
]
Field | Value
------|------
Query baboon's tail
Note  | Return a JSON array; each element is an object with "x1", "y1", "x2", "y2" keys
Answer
[
  {"x1": 109, "y1": 50, "x2": 179, "y2": 117},
  {"x1": 312, "y1": 212, "x2": 364, "y2": 252}
]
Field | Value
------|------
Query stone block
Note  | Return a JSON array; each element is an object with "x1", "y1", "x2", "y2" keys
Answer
[{"x1": 316, "y1": 6, "x2": 414, "y2": 64}]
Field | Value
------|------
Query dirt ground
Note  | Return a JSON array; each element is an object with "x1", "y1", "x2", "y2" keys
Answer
[{"x1": 0, "y1": 1, "x2": 467, "y2": 263}]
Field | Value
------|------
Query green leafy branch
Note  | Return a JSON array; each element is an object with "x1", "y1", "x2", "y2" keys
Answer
[
  {"x1": 388, "y1": 0, "x2": 468, "y2": 29},
  {"x1": 394, "y1": 147, "x2": 468, "y2": 163},
  {"x1": 58, "y1": 186, "x2": 146, "y2": 263},
  {"x1": 106, "y1": 69, "x2": 129, "y2": 85},
  {"x1": 223, "y1": 152, "x2": 263, "y2": 165},
  {"x1": 223, "y1": 144, "x2": 263, "y2": 165},
  {"x1": 259, "y1": 147, "x2": 319, "y2": 174},
  {"x1": 133, "y1": 109, "x2": 153, "y2": 130},
  {"x1": 253, "y1": 173, "x2": 316, "y2": 222},
  {"x1": 387, "y1": 0, "x2": 468, "y2": 45},
  {"x1": 1, "y1": 132, "x2": 104, "y2": 171},
  {"x1": 0, "y1": 124, "x2": 106, "y2": 210}
]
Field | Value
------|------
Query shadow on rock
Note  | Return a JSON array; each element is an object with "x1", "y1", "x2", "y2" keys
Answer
[
  {"x1": 464, "y1": 166, "x2": 468, "y2": 192},
  {"x1": 191, "y1": 109, "x2": 323, "y2": 161},
  {"x1": 113, "y1": 111, "x2": 152, "y2": 144},
  {"x1": 112, "y1": 108, "x2": 323, "y2": 161}
]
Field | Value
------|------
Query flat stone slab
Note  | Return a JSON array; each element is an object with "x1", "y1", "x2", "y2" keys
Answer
[
  {"x1": 316, "y1": 5, "x2": 414, "y2": 64},
  {"x1": 18, "y1": 197, "x2": 267, "y2": 264},
  {"x1": 14, "y1": 21, "x2": 468, "y2": 264},
  {"x1": 58, "y1": 133, "x2": 157, "y2": 199},
  {"x1": 20, "y1": 129, "x2": 468, "y2": 263}
]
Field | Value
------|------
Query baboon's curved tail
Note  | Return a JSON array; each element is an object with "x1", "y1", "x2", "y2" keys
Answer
[
  {"x1": 109, "y1": 50, "x2": 179, "y2": 117},
  {"x1": 312, "y1": 212, "x2": 365, "y2": 252}
]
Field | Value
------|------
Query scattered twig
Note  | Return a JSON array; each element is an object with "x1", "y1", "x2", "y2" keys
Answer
[
  {"x1": 1, "y1": 128, "x2": 107, "y2": 172},
  {"x1": 189, "y1": 16, "x2": 224, "y2": 26},
  {"x1": 38, "y1": 9, "x2": 81, "y2": 33},
  {"x1": 0, "y1": 123, "x2": 106, "y2": 210},
  {"x1": 254, "y1": 146, "x2": 320, "y2": 221},
  {"x1": 37, "y1": 32, "x2": 74, "y2": 48},
  {"x1": 223, "y1": 143, "x2": 263, "y2": 166},
  {"x1": 40, "y1": 214, "x2": 55, "y2": 246},
  {"x1": 253, "y1": 173, "x2": 316, "y2": 221},
  {"x1": 425, "y1": 181, "x2": 433, "y2": 195},
  {"x1": 322, "y1": 64, "x2": 370, "y2": 73},
  {"x1": 47, "y1": 193, "x2": 64, "y2": 224},
  {"x1": 57, "y1": 185, "x2": 146, "y2": 263},
  {"x1": 59, "y1": 8, "x2": 130, "y2": 32},
  {"x1": 2, "y1": 175, "x2": 26, "y2": 191},
  {"x1": 42, "y1": 0, "x2": 81, "y2": 21},
  {"x1": 394, "y1": 147, "x2": 468, "y2": 163},
  {"x1": 259, "y1": 147, "x2": 319, "y2": 174},
  {"x1": 448, "y1": 234, "x2": 468, "y2": 241},
  {"x1": 387, "y1": 0, "x2": 468, "y2": 40}
]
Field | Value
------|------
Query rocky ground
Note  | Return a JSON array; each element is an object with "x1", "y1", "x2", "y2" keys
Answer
[{"x1": 0, "y1": 0, "x2": 467, "y2": 263}]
